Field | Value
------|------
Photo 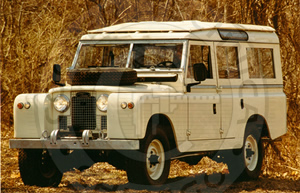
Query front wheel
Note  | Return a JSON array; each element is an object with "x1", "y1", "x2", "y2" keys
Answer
[
  {"x1": 18, "y1": 149, "x2": 63, "y2": 187},
  {"x1": 127, "y1": 130, "x2": 171, "y2": 185}
]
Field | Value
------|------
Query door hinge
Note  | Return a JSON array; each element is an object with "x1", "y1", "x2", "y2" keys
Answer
[
  {"x1": 187, "y1": 130, "x2": 191, "y2": 136},
  {"x1": 216, "y1": 86, "x2": 223, "y2": 93},
  {"x1": 220, "y1": 128, "x2": 224, "y2": 135}
]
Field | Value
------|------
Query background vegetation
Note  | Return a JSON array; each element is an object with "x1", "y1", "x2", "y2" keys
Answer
[{"x1": 1, "y1": 0, "x2": 299, "y2": 190}]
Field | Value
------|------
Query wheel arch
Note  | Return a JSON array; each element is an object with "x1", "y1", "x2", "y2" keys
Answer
[
  {"x1": 144, "y1": 114, "x2": 178, "y2": 156},
  {"x1": 245, "y1": 114, "x2": 270, "y2": 139}
]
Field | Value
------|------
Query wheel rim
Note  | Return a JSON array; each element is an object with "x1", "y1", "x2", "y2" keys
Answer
[
  {"x1": 244, "y1": 135, "x2": 258, "y2": 171},
  {"x1": 146, "y1": 139, "x2": 165, "y2": 180}
]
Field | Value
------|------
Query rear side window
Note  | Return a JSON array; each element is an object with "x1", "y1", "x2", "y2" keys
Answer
[
  {"x1": 217, "y1": 46, "x2": 240, "y2": 79},
  {"x1": 246, "y1": 48, "x2": 275, "y2": 78}
]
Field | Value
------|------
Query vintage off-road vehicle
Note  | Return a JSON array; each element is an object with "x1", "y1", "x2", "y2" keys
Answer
[{"x1": 10, "y1": 21, "x2": 286, "y2": 186}]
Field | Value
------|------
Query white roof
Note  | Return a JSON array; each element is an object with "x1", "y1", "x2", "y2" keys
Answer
[
  {"x1": 88, "y1": 21, "x2": 275, "y2": 33},
  {"x1": 81, "y1": 21, "x2": 278, "y2": 43}
]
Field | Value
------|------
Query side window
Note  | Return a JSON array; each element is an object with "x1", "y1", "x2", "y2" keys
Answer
[
  {"x1": 246, "y1": 48, "x2": 275, "y2": 78},
  {"x1": 216, "y1": 46, "x2": 240, "y2": 79},
  {"x1": 188, "y1": 45, "x2": 212, "y2": 79}
]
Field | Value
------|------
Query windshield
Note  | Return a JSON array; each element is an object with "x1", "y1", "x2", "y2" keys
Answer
[
  {"x1": 75, "y1": 44, "x2": 130, "y2": 68},
  {"x1": 74, "y1": 42, "x2": 183, "y2": 69}
]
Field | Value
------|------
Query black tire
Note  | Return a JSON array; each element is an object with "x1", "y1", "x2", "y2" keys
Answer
[
  {"x1": 226, "y1": 128, "x2": 263, "y2": 181},
  {"x1": 67, "y1": 68, "x2": 137, "y2": 86},
  {"x1": 18, "y1": 149, "x2": 63, "y2": 187},
  {"x1": 126, "y1": 129, "x2": 171, "y2": 185}
]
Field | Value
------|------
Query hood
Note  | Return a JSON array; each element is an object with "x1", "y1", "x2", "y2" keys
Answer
[{"x1": 49, "y1": 83, "x2": 177, "y2": 94}]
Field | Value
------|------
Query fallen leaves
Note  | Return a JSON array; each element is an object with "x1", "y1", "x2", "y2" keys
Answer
[{"x1": 169, "y1": 157, "x2": 229, "y2": 179}]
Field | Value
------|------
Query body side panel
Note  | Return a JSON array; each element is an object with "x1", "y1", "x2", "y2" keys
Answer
[{"x1": 14, "y1": 94, "x2": 52, "y2": 138}]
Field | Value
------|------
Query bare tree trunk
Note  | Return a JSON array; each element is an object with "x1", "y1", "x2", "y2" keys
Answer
[
  {"x1": 162, "y1": 0, "x2": 170, "y2": 21},
  {"x1": 224, "y1": 0, "x2": 227, "y2": 22}
]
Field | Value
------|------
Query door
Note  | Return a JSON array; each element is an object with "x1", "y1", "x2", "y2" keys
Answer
[
  {"x1": 186, "y1": 42, "x2": 221, "y2": 140},
  {"x1": 214, "y1": 42, "x2": 243, "y2": 139}
]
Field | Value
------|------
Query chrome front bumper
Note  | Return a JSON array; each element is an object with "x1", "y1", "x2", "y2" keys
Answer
[
  {"x1": 9, "y1": 138, "x2": 139, "y2": 150},
  {"x1": 10, "y1": 129, "x2": 139, "y2": 150}
]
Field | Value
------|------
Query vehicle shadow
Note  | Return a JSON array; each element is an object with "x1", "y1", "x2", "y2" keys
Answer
[{"x1": 64, "y1": 174, "x2": 300, "y2": 192}]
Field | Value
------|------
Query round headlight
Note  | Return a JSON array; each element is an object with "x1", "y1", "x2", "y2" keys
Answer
[
  {"x1": 97, "y1": 94, "x2": 109, "y2": 112},
  {"x1": 54, "y1": 94, "x2": 70, "y2": 112}
]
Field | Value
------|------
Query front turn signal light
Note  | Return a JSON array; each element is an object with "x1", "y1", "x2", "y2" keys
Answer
[
  {"x1": 17, "y1": 102, "x2": 24, "y2": 109},
  {"x1": 128, "y1": 102, "x2": 134, "y2": 109},
  {"x1": 24, "y1": 102, "x2": 31, "y2": 109},
  {"x1": 121, "y1": 102, "x2": 127, "y2": 109}
]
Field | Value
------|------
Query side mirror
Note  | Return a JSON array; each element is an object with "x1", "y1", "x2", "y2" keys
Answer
[
  {"x1": 53, "y1": 64, "x2": 65, "y2": 86},
  {"x1": 186, "y1": 63, "x2": 207, "y2": 92},
  {"x1": 53, "y1": 64, "x2": 61, "y2": 83},
  {"x1": 193, "y1": 63, "x2": 207, "y2": 82}
]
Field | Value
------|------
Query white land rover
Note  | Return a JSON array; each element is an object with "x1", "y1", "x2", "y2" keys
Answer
[{"x1": 10, "y1": 21, "x2": 286, "y2": 186}]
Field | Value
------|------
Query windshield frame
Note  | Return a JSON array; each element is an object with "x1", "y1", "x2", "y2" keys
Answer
[{"x1": 70, "y1": 40, "x2": 188, "y2": 71}]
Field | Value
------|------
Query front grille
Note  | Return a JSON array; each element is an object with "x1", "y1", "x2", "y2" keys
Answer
[
  {"x1": 101, "y1": 116, "x2": 107, "y2": 131},
  {"x1": 57, "y1": 92, "x2": 108, "y2": 137},
  {"x1": 58, "y1": 116, "x2": 68, "y2": 130},
  {"x1": 71, "y1": 92, "x2": 96, "y2": 131}
]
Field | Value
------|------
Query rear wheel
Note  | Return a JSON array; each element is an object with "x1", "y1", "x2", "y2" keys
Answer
[
  {"x1": 226, "y1": 128, "x2": 263, "y2": 181},
  {"x1": 18, "y1": 149, "x2": 63, "y2": 187},
  {"x1": 127, "y1": 130, "x2": 170, "y2": 185},
  {"x1": 242, "y1": 130, "x2": 263, "y2": 179}
]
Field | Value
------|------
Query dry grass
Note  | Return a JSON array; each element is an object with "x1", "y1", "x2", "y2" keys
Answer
[{"x1": 1, "y1": 0, "x2": 300, "y2": 191}]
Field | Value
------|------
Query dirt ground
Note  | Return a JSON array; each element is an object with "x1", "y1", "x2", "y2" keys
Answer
[{"x1": 1, "y1": 138, "x2": 300, "y2": 193}]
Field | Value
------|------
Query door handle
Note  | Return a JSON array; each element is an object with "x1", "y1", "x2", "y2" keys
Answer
[
  {"x1": 213, "y1": 104, "x2": 217, "y2": 114},
  {"x1": 241, "y1": 99, "x2": 244, "y2": 109}
]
